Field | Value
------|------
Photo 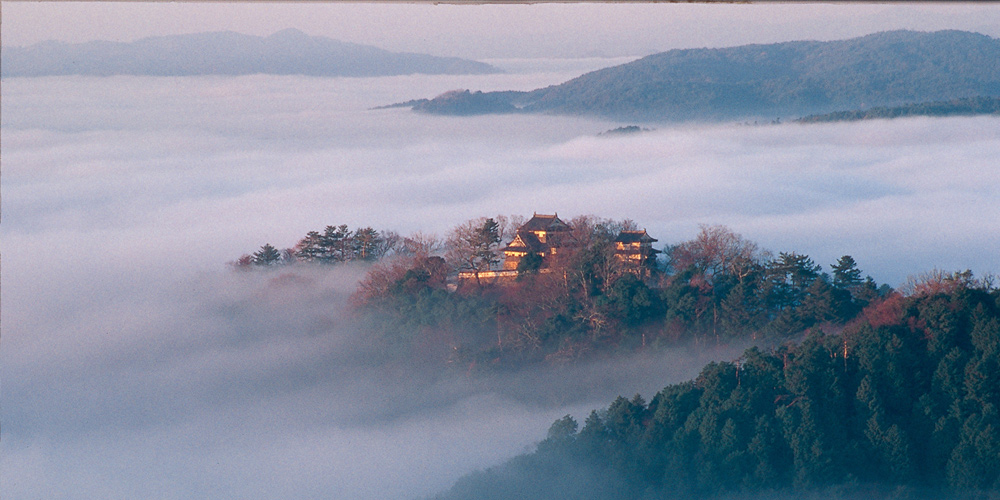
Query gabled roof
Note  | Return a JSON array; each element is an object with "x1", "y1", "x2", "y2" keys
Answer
[
  {"x1": 504, "y1": 232, "x2": 546, "y2": 253},
  {"x1": 615, "y1": 229, "x2": 657, "y2": 243},
  {"x1": 519, "y1": 213, "x2": 570, "y2": 233}
]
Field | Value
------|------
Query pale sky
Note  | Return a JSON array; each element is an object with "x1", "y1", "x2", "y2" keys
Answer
[{"x1": 2, "y1": 2, "x2": 999, "y2": 58}]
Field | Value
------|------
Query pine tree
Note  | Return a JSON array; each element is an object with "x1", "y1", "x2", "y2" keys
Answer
[
  {"x1": 831, "y1": 255, "x2": 864, "y2": 291},
  {"x1": 252, "y1": 243, "x2": 282, "y2": 266},
  {"x1": 353, "y1": 227, "x2": 383, "y2": 261},
  {"x1": 295, "y1": 231, "x2": 326, "y2": 262}
]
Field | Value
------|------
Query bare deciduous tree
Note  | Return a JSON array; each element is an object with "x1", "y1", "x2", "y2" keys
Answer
[
  {"x1": 671, "y1": 224, "x2": 768, "y2": 283},
  {"x1": 445, "y1": 216, "x2": 508, "y2": 285},
  {"x1": 398, "y1": 232, "x2": 442, "y2": 258}
]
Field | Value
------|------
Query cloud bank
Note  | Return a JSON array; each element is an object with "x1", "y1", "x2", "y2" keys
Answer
[{"x1": 3, "y1": 68, "x2": 998, "y2": 499}]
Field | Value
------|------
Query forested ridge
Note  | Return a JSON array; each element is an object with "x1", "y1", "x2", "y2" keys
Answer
[
  {"x1": 236, "y1": 216, "x2": 999, "y2": 498},
  {"x1": 434, "y1": 276, "x2": 1000, "y2": 499},
  {"x1": 237, "y1": 216, "x2": 896, "y2": 368},
  {"x1": 405, "y1": 30, "x2": 1000, "y2": 122},
  {"x1": 796, "y1": 96, "x2": 1000, "y2": 123}
]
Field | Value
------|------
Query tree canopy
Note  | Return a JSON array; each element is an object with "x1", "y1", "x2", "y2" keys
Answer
[{"x1": 434, "y1": 278, "x2": 1000, "y2": 499}]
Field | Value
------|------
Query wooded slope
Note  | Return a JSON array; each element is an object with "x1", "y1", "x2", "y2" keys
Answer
[{"x1": 413, "y1": 30, "x2": 1000, "y2": 122}]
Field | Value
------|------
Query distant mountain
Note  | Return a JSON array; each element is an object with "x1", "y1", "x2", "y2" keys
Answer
[
  {"x1": 411, "y1": 89, "x2": 521, "y2": 115},
  {"x1": 597, "y1": 125, "x2": 653, "y2": 136},
  {"x1": 1, "y1": 28, "x2": 500, "y2": 77},
  {"x1": 408, "y1": 30, "x2": 1000, "y2": 122},
  {"x1": 796, "y1": 95, "x2": 1000, "y2": 123}
]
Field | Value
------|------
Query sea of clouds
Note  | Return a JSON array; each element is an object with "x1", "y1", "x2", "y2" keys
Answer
[{"x1": 3, "y1": 60, "x2": 998, "y2": 499}]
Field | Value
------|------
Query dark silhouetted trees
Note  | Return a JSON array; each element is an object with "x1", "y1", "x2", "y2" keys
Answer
[
  {"x1": 434, "y1": 278, "x2": 1000, "y2": 499},
  {"x1": 252, "y1": 243, "x2": 282, "y2": 266}
]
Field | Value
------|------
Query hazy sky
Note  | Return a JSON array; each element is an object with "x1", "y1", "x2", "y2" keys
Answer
[{"x1": 3, "y1": 2, "x2": 999, "y2": 58}]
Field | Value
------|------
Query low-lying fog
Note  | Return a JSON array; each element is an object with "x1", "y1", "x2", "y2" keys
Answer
[{"x1": 3, "y1": 61, "x2": 998, "y2": 499}]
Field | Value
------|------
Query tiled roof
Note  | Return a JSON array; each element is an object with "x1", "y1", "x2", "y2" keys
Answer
[
  {"x1": 504, "y1": 232, "x2": 546, "y2": 253},
  {"x1": 519, "y1": 213, "x2": 570, "y2": 232},
  {"x1": 615, "y1": 230, "x2": 657, "y2": 243}
]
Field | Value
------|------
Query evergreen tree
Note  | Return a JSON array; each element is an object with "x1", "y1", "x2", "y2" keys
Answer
[
  {"x1": 323, "y1": 224, "x2": 353, "y2": 262},
  {"x1": 252, "y1": 243, "x2": 282, "y2": 266},
  {"x1": 765, "y1": 252, "x2": 822, "y2": 310},
  {"x1": 295, "y1": 230, "x2": 326, "y2": 262},
  {"x1": 353, "y1": 226, "x2": 383, "y2": 261},
  {"x1": 446, "y1": 217, "x2": 504, "y2": 286},
  {"x1": 831, "y1": 255, "x2": 864, "y2": 291}
]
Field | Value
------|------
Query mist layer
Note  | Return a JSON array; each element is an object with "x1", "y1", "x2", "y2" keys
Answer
[{"x1": 2, "y1": 69, "x2": 998, "y2": 499}]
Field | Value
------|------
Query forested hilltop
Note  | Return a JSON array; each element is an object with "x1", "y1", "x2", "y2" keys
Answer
[
  {"x1": 797, "y1": 95, "x2": 1000, "y2": 123},
  {"x1": 237, "y1": 215, "x2": 899, "y2": 368},
  {"x1": 399, "y1": 30, "x2": 1000, "y2": 122},
  {"x1": 433, "y1": 275, "x2": 1000, "y2": 499},
  {"x1": 237, "y1": 216, "x2": 1000, "y2": 499}
]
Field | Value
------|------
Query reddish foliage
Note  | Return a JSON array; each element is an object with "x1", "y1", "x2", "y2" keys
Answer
[
  {"x1": 901, "y1": 269, "x2": 979, "y2": 297},
  {"x1": 671, "y1": 224, "x2": 764, "y2": 282},
  {"x1": 862, "y1": 292, "x2": 905, "y2": 328},
  {"x1": 688, "y1": 273, "x2": 713, "y2": 294},
  {"x1": 353, "y1": 256, "x2": 447, "y2": 306},
  {"x1": 232, "y1": 254, "x2": 254, "y2": 270}
]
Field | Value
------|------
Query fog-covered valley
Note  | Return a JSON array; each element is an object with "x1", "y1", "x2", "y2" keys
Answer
[{"x1": 3, "y1": 61, "x2": 999, "y2": 499}]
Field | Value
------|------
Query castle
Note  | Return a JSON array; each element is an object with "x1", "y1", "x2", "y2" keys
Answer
[
  {"x1": 613, "y1": 229, "x2": 659, "y2": 269},
  {"x1": 458, "y1": 213, "x2": 658, "y2": 284},
  {"x1": 501, "y1": 213, "x2": 575, "y2": 270}
]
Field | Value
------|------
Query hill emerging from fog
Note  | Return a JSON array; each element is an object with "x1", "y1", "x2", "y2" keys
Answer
[
  {"x1": 796, "y1": 95, "x2": 1000, "y2": 123},
  {"x1": 1, "y1": 28, "x2": 501, "y2": 77},
  {"x1": 434, "y1": 279, "x2": 1000, "y2": 500},
  {"x1": 407, "y1": 30, "x2": 1000, "y2": 122}
]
